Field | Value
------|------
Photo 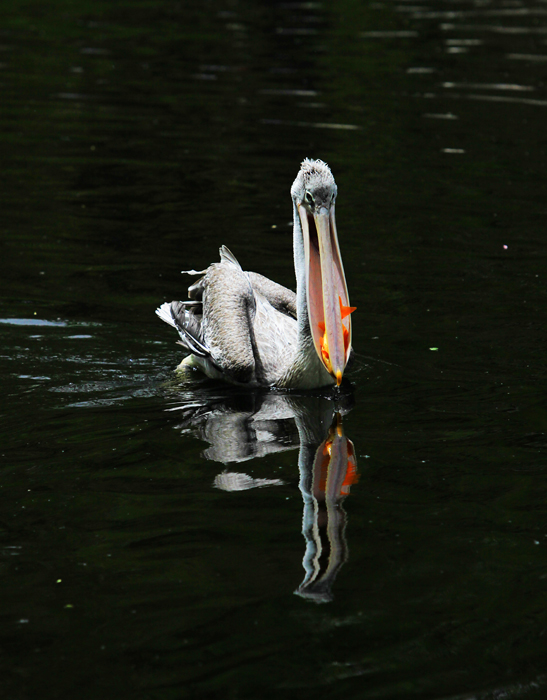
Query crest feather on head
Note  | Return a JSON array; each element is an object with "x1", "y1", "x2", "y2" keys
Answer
[{"x1": 291, "y1": 158, "x2": 337, "y2": 201}]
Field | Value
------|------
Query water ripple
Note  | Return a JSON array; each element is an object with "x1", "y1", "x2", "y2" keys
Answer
[
  {"x1": 507, "y1": 53, "x2": 547, "y2": 61},
  {"x1": 361, "y1": 30, "x2": 419, "y2": 37},
  {"x1": 261, "y1": 118, "x2": 361, "y2": 130},
  {"x1": 0, "y1": 318, "x2": 68, "y2": 327},
  {"x1": 441, "y1": 81, "x2": 535, "y2": 91},
  {"x1": 441, "y1": 23, "x2": 547, "y2": 33}
]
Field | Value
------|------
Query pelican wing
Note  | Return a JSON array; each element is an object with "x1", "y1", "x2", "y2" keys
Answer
[
  {"x1": 168, "y1": 301, "x2": 209, "y2": 357},
  {"x1": 200, "y1": 262, "x2": 257, "y2": 383},
  {"x1": 247, "y1": 272, "x2": 296, "y2": 319}
]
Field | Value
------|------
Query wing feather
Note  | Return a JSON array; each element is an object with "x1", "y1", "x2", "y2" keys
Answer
[{"x1": 157, "y1": 247, "x2": 297, "y2": 386}]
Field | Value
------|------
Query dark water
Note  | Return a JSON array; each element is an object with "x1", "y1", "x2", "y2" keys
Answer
[{"x1": 2, "y1": 0, "x2": 547, "y2": 697}]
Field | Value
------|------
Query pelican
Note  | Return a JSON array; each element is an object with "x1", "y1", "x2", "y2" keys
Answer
[{"x1": 156, "y1": 158, "x2": 355, "y2": 389}]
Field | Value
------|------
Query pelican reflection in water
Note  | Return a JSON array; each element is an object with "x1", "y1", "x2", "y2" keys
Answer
[
  {"x1": 156, "y1": 159, "x2": 355, "y2": 389},
  {"x1": 169, "y1": 393, "x2": 358, "y2": 602}
]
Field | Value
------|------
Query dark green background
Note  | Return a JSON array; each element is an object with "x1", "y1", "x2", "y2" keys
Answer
[{"x1": 1, "y1": 0, "x2": 547, "y2": 698}]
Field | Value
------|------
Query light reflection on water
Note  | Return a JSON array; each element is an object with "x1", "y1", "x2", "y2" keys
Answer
[
  {"x1": 0, "y1": 318, "x2": 69, "y2": 326},
  {"x1": 170, "y1": 391, "x2": 358, "y2": 603}
]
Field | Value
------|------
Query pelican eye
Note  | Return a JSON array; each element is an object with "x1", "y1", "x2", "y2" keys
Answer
[{"x1": 305, "y1": 191, "x2": 314, "y2": 206}]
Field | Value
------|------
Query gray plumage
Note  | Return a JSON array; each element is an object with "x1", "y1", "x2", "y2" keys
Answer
[
  {"x1": 157, "y1": 247, "x2": 300, "y2": 386},
  {"x1": 156, "y1": 159, "x2": 351, "y2": 389}
]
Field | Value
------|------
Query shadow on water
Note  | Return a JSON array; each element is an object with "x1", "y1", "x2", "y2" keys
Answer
[{"x1": 167, "y1": 386, "x2": 358, "y2": 603}]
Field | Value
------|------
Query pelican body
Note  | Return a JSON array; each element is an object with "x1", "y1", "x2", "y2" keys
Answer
[{"x1": 156, "y1": 159, "x2": 354, "y2": 389}]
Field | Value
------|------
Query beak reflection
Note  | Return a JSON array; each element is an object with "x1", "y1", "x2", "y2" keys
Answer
[
  {"x1": 295, "y1": 412, "x2": 358, "y2": 603},
  {"x1": 171, "y1": 392, "x2": 358, "y2": 603}
]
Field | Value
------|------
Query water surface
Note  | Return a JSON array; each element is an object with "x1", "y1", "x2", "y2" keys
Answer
[{"x1": 1, "y1": 0, "x2": 547, "y2": 698}]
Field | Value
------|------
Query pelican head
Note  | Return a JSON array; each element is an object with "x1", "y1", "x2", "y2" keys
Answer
[{"x1": 291, "y1": 159, "x2": 354, "y2": 386}]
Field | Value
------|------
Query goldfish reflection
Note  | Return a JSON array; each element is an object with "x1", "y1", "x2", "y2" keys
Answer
[
  {"x1": 169, "y1": 392, "x2": 358, "y2": 602},
  {"x1": 296, "y1": 412, "x2": 358, "y2": 604}
]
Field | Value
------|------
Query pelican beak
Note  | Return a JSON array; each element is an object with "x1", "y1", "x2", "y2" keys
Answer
[
  {"x1": 314, "y1": 413, "x2": 359, "y2": 498},
  {"x1": 298, "y1": 202, "x2": 355, "y2": 385}
]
